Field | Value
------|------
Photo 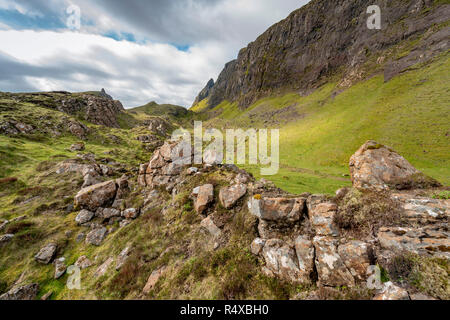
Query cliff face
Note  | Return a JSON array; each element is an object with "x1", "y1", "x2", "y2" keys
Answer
[{"x1": 198, "y1": 0, "x2": 450, "y2": 109}]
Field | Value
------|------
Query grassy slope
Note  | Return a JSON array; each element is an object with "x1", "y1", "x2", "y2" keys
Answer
[{"x1": 198, "y1": 53, "x2": 450, "y2": 194}]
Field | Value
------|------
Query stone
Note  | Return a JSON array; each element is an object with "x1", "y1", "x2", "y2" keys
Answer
[
  {"x1": 75, "y1": 232, "x2": 85, "y2": 242},
  {"x1": 338, "y1": 241, "x2": 371, "y2": 282},
  {"x1": 250, "y1": 238, "x2": 266, "y2": 255},
  {"x1": 0, "y1": 234, "x2": 14, "y2": 245},
  {"x1": 85, "y1": 227, "x2": 107, "y2": 246},
  {"x1": 294, "y1": 236, "x2": 315, "y2": 283},
  {"x1": 100, "y1": 164, "x2": 113, "y2": 176},
  {"x1": 219, "y1": 183, "x2": 247, "y2": 209},
  {"x1": 377, "y1": 226, "x2": 450, "y2": 259},
  {"x1": 98, "y1": 207, "x2": 121, "y2": 219},
  {"x1": 70, "y1": 142, "x2": 85, "y2": 152},
  {"x1": 160, "y1": 140, "x2": 191, "y2": 162},
  {"x1": 0, "y1": 283, "x2": 39, "y2": 300},
  {"x1": 35, "y1": 243, "x2": 57, "y2": 264},
  {"x1": 248, "y1": 197, "x2": 305, "y2": 223},
  {"x1": 94, "y1": 257, "x2": 114, "y2": 278},
  {"x1": 193, "y1": 184, "x2": 214, "y2": 215},
  {"x1": 349, "y1": 140, "x2": 440, "y2": 190},
  {"x1": 116, "y1": 246, "x2": 132, "y2": 270},
  {"x1": 162, "y1": 162, "x2": 183, "y2": 176},
  {"x1": 75, "y1": 209, "x2": 95, "y2": 225},
  {"x1": 54, "y1": 258, "x2": 67, "y2": 279},
  {"x1": 74, "y1": 180, "x2": 117, "y2": 211},
  {"x1": 122, "y1": 208, "x2": 139, "y2": 220},
  {"x1": 200, "y1": 217, "x2": 222, "y2": 237},
  {"x1": 40, "y1": 291, "x2": 53, "y2": 300},
  {"x1": 262, "y1": 239, "x2": 305, "y2": 283},
  {"x1": 373, "y1": 282, "x2": 410, "y2": 300},
  {"x1": 119, "y1": 220, "x2": 131, "y2": 228},
  {"x1": 143, "y1": 267, "x2": 166, "y2": 294},
  {"x1": 309, "y1": 202, "x2": 340, "y2": 237},
  {"x1": 75, "y1": 255, "x2": 92, "y2": 269},
  {"x1": 313, "y1": 236, "x2": 355, "y2": 287},
  {"x1": 234, "y1": 173, "x2": 250, "y2": 184}
]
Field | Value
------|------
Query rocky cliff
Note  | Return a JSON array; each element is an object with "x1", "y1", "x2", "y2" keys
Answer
[{"x1": 195, "y1": 0, "x2": 450, "y2": 109}]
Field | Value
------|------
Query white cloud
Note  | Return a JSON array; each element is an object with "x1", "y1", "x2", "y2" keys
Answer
[
  {"x1": 0, "y1": 0, "x2": 311, "y2": 108},
  {"x1": 0, "y1": 30, "x2": 229, "y2": 108}
]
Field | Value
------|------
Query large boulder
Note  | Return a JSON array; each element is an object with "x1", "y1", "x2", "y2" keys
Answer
[
  {"x1": 200, "y1": 216, "x2": 222, "y2": 237},
  {"x1": 373, "y1": 282, "x2": 410, "y2": 300},
  {"x1": 248, "y1": 197, "x2": 305, "y2": 223},
  {"x1": 349, "y1": 141, "x2": 440, "y2": 190},
  {"x1": 219, "y1": 183, "x2": 247, "y2": 209},
  {"x1": 74, "y1": 180, "x2": 117, "y2": 211}
]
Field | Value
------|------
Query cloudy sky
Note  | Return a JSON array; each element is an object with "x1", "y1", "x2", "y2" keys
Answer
[{"x1": 0, "y1": 0, "x2": 309, "y2": 108}]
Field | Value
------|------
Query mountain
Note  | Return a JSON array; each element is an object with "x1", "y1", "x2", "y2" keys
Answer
[{"x1": 193, "y1": 0, "x2": 450, "y2": 110}]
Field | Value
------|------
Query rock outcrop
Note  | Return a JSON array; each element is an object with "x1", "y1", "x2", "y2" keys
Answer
[{"x1": 192, "y1": 79, "x2": 215, "y2": 107}]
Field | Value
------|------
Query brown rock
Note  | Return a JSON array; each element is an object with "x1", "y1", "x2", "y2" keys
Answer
[
  {"x1": 219, "y1": 183, "x2": 247, "y2": 209},
  {"x1": 0, "y1": 283, "x2": 39, "y2": 300},
  {"x1": 193, "y1": 184, "x2": 214, "y2": 215},
  {"x1": 74, "y1": 180, "x2": 117, "y2": 211},
  {"x1": 309, "y1": 202, "x2": 339, "y2": 237},
  {"x1": 338, "y1": 241, "x2": 371, "y2": 282},
  {"x1": 373, "y1": 282, "x2": 410, "y2": 300},
  {"x1": 294, "y1": 236, "x2": 315, "y2": 283},
  {"x1": 349, "y1": 140, "x2": 440, "y2": 190},
  {"x1": 35, "y1": 243, "x2": 57, "y2": 264},
  {"x1": 248, "y1": 197, "x2": 305, "y2": 222}
]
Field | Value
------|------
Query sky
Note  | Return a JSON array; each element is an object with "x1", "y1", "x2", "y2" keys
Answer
[{"x1": 0, "y1": 0, "x2": 309, "y2": 108}]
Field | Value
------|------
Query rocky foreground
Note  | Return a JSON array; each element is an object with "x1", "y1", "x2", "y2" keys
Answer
[{"x1": 1, "y1": 133, "x2": 448, "y2": 300}]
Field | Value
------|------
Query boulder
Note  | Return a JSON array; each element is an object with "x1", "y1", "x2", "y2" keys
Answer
[
  {"x1": 262, "y1": 239, "x2": 305, "y2": 283},
  {"x1": 187, "y1": 167, "x2": 199, "y2": 175},
  {"x1": 193, "y1": 184, "x2": 214, "y2": 215},
  {"x1": 74, "y1": 180, "x2": 117, "y2": 211},
  {"x1": 75, "y1": 209, "x2": 95, "y2": 225},
  {"x1": 349, "y1": 140, "x2": 440, "y2": 190},
  {"x1": 200, "y1": 217, "x2": 222, "y2": 237},
  {"x1": 338, "y1": 241, "x2": 372, "y2": 282},
  {"x1": 35, "y1": 243, "x2": 57, "y2": 264},
  {"x1": 373, "y1": 282, "x2": 410, "y2": 300},
  {"x1": 122, "y1": 208, "x2": 139, "y2": 220},
  {"x1": 97, "y1": 207, "x2": 121, "y2": 219},
  {"x1": 219, "y1": 183, "x2": 247, "y2": 209},
  {"x1": 85, "y1": 227, "x2": 107, "y2": 246},
  {"x1": 0, "y1": 283, "x2": 39, "y2": 300},
  {"x1": 149, "y1": 150, "x2": 166, "y2": 169},
  {"x1": 75, "y1": 256, "x2": 92, "y2": 269},
  {"x1": 313, "y1": 236, "x2": 355, "y2": 287},
  {"x1": 251, "y1": 238, "x2": 266, "y2": 255},
  {"x1": 248, "y1": 197, "x2": 305, "y2": 223}
]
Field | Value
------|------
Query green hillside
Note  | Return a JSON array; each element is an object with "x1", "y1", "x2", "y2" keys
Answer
[{"x1": 196, "y1": 53, "x2": 450, "y2": 194}]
